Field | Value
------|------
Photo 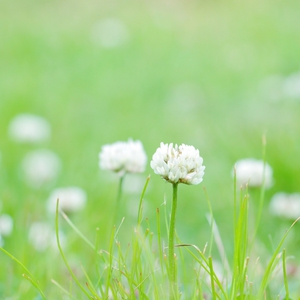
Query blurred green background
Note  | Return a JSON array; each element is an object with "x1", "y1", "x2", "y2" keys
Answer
[{"x1": 1, "y1": 0, "x2": 300, "y2": 297}]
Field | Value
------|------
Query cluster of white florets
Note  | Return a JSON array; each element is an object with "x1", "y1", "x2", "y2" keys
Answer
[{"x1": 150, "y1": 143, "x2": 205, "y2": 185}]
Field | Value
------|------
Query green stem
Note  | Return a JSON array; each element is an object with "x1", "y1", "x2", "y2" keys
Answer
[
  {"x1": 169, "y1": 183, "x2": 178, "y2": 299},
  {"x1": 113, "y1": 175, "x2": 124, "y2": 225}
]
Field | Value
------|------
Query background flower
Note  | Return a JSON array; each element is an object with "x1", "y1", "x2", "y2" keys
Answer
[
  {"x1": 90, "y1": 18, "x2": 129, "y2": 49},
  {"x1": 28, "y1": 222, "x2": 55, "y2": 252},
  {"x1": 47, "y1": 186, "x2": 87, "y2": 213},
  {"x1": 269, "y1": 192, "x2": 300, "y2": 220},
  {"x1": 99, "y1": 139, "x2": 147, "y2": 177},
  {"x1": 150, "y1": 143, "x2": 205, "y2": 185},
  {"x1": 234, "y1": 158, "x2": 273, "y2": 188},
  {"x1": 21, "y1": 149, "x2": 61, "y2": 188},
  {"x1": 8, "y1": 114, "x2": 51, "y2": 144},
  {"x1": 0, "y1": 214, "x2": 13, "y2": 237}
]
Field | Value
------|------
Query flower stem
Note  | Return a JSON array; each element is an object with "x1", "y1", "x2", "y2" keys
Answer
[
  {"x1": 113, "y1": 175, "x2": 124, "y2": 225},
  {"x1": 169, "y1": 183, "x2": 178, "y2": 299}
]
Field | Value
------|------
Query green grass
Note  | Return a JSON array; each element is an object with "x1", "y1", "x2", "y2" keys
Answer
[{"x1": 1, "y1": 0, "x2": 300, "y2": 298}]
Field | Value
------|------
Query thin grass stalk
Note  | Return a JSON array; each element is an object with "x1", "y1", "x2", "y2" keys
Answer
[
  {"x1": 131, "y1": 223, "x2": 157, "y2": 299},
  {"x1": 230, "y1": 186, "x2": 248, "y2": 299},
  {"x1": 251, "y1": 134, "x2": 267, "y2": 249},
  {"x1": 208, "y1": 257, "x2": 217, "y2": 300},
  {"x1": 156, "y1": 207, "x2": 165, "y2": 275},
  {"x1": 131, "y1": 229, "x2": 142, "y2": 288},
  {"x1": 55, "y1": 199, "x2": 92, "y2": 299},
  {"x1": 81, "y1": 265, "x2": 100, "y2": 299},
  {"x1": 175, "y1": 233, "x2": 187, "y2": 288},
  {"x1": 193, "y1": 267, "x2": 205, "y2": 300},
  {"x1": 282, "y1": 249, "x2": 289, "y2": 299},
  {"x1": 113, "y1": 175, "x2": 124, "y2": 226},
  {"x1": 94, "y1": 228, "x2": 101, "y2": 279},
  {"x1": 206, "y1": 214, "x2": 231, "y2": 279},
  {"x1": 258, "y1": 217, "x2": 300, "y2": 297},
  {"x1": 105, "y1": 224, "x2": 116, "y2": 299},
  {"x1": 239, "y1": 193, "x2": 249, "y2": 296},
  {"x1": 183, "y1": 244, "x2": 228, "y2": 300},
  {"x1": 60, "y1": 210, "x2": 95, "y2": 249},
  {"x1": 203, "y1": 187, "x2": 214, "y2": 256},
  {"x1": 137, "y1": 175, "x2": 150, "y2": 225},
  {"x1": 51, "y1": 279, "x2": 77, "y2": 299},
  {"x1": 233, "y1": 166, "x2": 237, "y2": 234},
  {"x1": 0, "y1": 247, "x2": 46, "y2": 299},
  {"x1": 240, "y1": 257, "x2": 249, "y2": 299},
  {"x1": 169, "y1": 183, "x2": 178, "y2": 299}
]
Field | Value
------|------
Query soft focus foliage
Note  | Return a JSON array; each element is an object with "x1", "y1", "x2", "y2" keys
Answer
[{"x1": 1, "y1": 0, "x2": 300, "y2": 298}]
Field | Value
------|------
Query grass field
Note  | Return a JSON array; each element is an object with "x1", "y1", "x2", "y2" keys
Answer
[{"x1": 1, "y1": 0, "x2": 300, "y2": 298}]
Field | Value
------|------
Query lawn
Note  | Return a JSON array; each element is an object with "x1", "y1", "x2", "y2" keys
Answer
[{"x1": 1, "y1": 0, "x2": 300, "y2": 298}]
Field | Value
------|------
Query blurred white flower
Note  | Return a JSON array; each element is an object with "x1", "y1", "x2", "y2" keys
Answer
[
  {"x1": 21, "y1": 149, "x2": 61, "y2": 188},
  {"x1": 91, "y1": 18, "x2": 129, "y2": 48},
  {"x1": 47, "y1": 186, "x2": 87, "y2": 213},
  {"x1": 0, "y1": 214, "x2": 13, "y2": 236},
  {"x1": 234, "y1": 158, "x2": 273, "y2": 188},
  {"x1": 260, "y1": 71, "x2": 300, "y2": 102},
  {"x1": 99, "y1": 139, "x2": 147, "y2": 177},
  {"x1": 204, "y1": 260, "x2": 225, "y2": 285},
  {"x1": 282, "y1": 71, "x2": 300, "y2": 99},
  {"x1": 28, "y1": 222, "x2": 54, "y2": 252},
  {"x1": 269, "y1": 192, "x2": 300, "y2": 220},
  {"x1": 150, "y1": 143, "x2": 205, "y2": 185},
  {"x1": 8, "y1": 114, "x2": 51, "y2": 143}
]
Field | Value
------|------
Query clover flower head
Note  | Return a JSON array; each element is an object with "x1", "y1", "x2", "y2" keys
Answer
[
  {"x1": 8, "y1": 113, "x2": 51, "y2": 143},
  {"x1": 150, "y1": 143, "x2": 205, "y2": 185},
  {"x1": 269, "y1": 192, "x2": 300, "y2": 220},
  {"x1": 234, "y1": 158, "x2": 273, "y2": 188},
  {"x1": 47, "y1": 186, "x2": 87, "y2": 213},
  {"x1": 99, "y1": 139, "x2": 147, "y2": 177}
]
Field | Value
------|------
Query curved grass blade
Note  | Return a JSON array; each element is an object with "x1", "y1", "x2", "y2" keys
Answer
[{"x1": 0, "y1": 247, "x2": 46, "y2": 299}]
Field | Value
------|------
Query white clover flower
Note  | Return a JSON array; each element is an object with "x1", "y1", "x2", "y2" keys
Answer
[
  {"x1": 90, "y1": 18, "x2": 129, "y2": 49},
  {"x1": 21, "y1": 149, "x2": 61, "y2": 188},
  {"x1": 0, "y1": 214, "x2": 13, "y2": 236},
  {"x1": 28, "y1": 221, "x2": 65, "y2": 252},
  {"x1": 234, "y1": 158, "x2": 273, "y2": 188},
  {"x1": 8, "y1": 114, "x2": 51, "y2": 143},
  {"x1": 28, "y1": 222, "x2": 54, "y2": 252},
  {"x1": 99, "y1": 139, "x2": 147, "y2": 177},
  {"x1": 150, "y1": 143, "x2": 205, "y2": 185},
  {"x1": 47, "y1": 186, "x2": 87, "y2": 213},
  {"x1": 269, "y1": 192, "x2": 300, "y2": 220}
]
